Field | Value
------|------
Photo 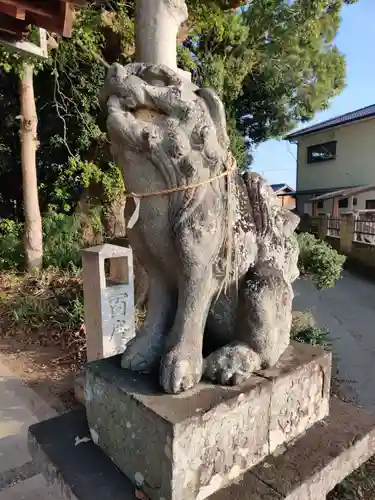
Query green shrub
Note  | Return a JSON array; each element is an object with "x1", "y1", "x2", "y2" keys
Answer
[
  {"x1": 0, "y1": 219, "x2": 24, "y2": 270},
  {"x1": 0, "y1": 211, "x2": 103, "y2": 272},
  {"x1": 292, "y1": 324, "x2": 330, "y2": 348},
  {"x1": 297, "y1": 232, "x2": 346, "y2": 289},
  {"x1": 43, "y1": 211, "x2": 84, "y2": 270},
  {"x1": 291, "y1": 310, "x2": 330, "y2": 348}
]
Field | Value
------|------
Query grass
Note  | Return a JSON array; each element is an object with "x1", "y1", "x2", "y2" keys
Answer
[
  {"x1": 0, "y1": 269, "x2": 86, "y2": 363},
  {"x1": 0, "y1": 211, "x2": 99, "y2": 363},
  {"x1": 0, "y1": 211, "x2": 101, "y2": 273},
  {"x1": 291, "y1": 310, "x2": 330, "y2": 348},
  {"x1": 328, "y1": 460, "x2": 375, "y2": 499}
]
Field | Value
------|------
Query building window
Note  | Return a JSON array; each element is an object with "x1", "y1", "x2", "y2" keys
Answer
[
  {"x1": 317, "y1": 200, "x2": 324, "y2": 209},
  {"x1": 366, "y1": 200, "x2": 375, "y2": 210},
  {"x1": 307, "y1": 141, "x2": 337, "y2": 163},
  {"x1": 353, "y1": 197, "x2": 358, "y2": 206},
  {"x1": 339, "y1": 198, "x2": 348, "y2": 208}
]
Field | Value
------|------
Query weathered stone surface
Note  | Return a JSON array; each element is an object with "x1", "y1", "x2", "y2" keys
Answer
[
  {"x1": 0, "y1": 371, "x2": 55, "y2": 473},
  {"x1": 85, "y1": 359, "x2": 269, "y2": 500},
  {"x1": 252, "y1": 397, "x2": 375, "y2": 499},
  {"x1": 101, "y1": 57, "x2": 300, "y2": 394},
  {"x1": 81, "y1": 244, "x2": 135, "y2": 362},
  {"x1": 84, "y1": 342, "x2": 330, "y2": 500},
  {"x1": 0, "y1": 474, "x2": 68, "y2": 500},
  {"x1": 256, "y1": 341, "x2": 331, "y2": 451},
  {"x1": 28, "y1": 408, "x2": 279, "y2": 500},
  {"x1": 73, "y1": 375, "x2": 85, "y2": 405},
  {"x1": 28, "y1": 398, "x2": 375, "y2": 500}
]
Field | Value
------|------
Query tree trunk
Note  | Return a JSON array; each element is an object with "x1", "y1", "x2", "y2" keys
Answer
[
  {"x1": 102, "y1": 196, "x2": 126, "y2": 238},
  {"x1": 19, "y1": 62, "x2": 43, "y2": 272},
  {"x1": 135, "y1": 0, "x2": 187, "y2": 71}
]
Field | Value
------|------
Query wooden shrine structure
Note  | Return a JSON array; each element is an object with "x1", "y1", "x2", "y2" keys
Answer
[{"x1": 0, "y1": 1, "x2": 86, "y2": 57}]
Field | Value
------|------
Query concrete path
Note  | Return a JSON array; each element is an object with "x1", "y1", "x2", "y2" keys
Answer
[
  {"x1": 0, "y1": 355, "x2": 66, "y2": 499},
  {"x1": 294, "y1": 271, "x2": 375, "y2": 412}
]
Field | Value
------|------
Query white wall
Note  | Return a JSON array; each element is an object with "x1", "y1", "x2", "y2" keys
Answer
[
  {"x1": 297, "y1": 117, "x2": 375, "y2": 192},
  {"x1": 304, "y1": 189, "x2": 375, "y2": 215},
  {"x1": 355, "y1": 190, "x2": 375, "y2": 210}
]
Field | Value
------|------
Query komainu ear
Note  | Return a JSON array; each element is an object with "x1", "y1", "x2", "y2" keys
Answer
[
  {"x1": 195, "y1": 88, "x2": 230, "y2": 150},
  {"x1": 282, "y1": 210, "x2": 300, "y2": 237}
]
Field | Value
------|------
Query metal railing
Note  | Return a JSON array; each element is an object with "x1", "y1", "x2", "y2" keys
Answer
[
  {"x1": 327, "y1": 217, "x2": 340, "y2": 238},
  {"x1": 300, "y1": 213, "x2": 375, "y2": 246},
  {"x1": 309, "y1": 217, "x2": 320, "y2": 234},
  {"x1": 354, "y1": 215, "x2": 375, "y2": 245}
]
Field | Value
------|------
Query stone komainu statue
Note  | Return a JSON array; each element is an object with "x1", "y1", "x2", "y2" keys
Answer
[{"x1": 100, "y1": 62, "x2": 300, "y2": 394}]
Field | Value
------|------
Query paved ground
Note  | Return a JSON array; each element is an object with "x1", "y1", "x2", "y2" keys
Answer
[
  {"x1": 294, "y1": 270, "x2": 375, "y2": 412},
  {"x1": 0, "y1": 355, "x2": 67, "y2": 499}
]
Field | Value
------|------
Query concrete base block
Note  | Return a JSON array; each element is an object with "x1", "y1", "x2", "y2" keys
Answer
[
  {"x1": 28, "y1": 398, "x2": 375, "y2": 500},
  {"x1": 84, "y1": 342, "x2": 331, "y2": 500}
]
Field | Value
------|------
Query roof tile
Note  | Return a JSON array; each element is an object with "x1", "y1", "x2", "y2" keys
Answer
[{"x1": 285, "y1": 104, "x2": 375, "y2": 140}]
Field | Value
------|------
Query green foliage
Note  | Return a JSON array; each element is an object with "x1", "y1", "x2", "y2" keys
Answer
[
  {"x1": 12, "y1": 296, "x2": 55, "y2": 327},
  {"x1": 227, "y1": 116, "x2": 252, "y2": 171},
  {"x1": 42, "y1": 212, "x2": 85, "y2": 270},
  {"x1": 184, "y1": 0, "x2": 357, "y2": 148},
  {"x1": 0, "y1": 27, "x2": 47, "y2": 76},
  {"x1": 291, "y1": 311, "x2": 330, "y2": 348},
  {"x1": 0, "y1": 2, "x2": 133, "y2": 221},
  {"x1": 0, "y1": 0, "x2": 357, "y2": 219},
  {"x1": 0, "y1": 211, "x2": 101, "y2": 272},
  {"x1": 0, "y1": 219, "x2": 24, "y2": 269},
  {"x1": 49, "y1": 156, "x2": 124, "y2": 213},
  {"x1": 59, "y1": 295, "x2": 85, "y2": 331},
  {"x1": 297, "y1": 232, "x2": 346, "y2": 289},
  {"x1": 292, "y1": 323, "x2": 330, "y2": 348}
]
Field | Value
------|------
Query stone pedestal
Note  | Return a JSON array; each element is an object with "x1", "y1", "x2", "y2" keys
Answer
[{"x1": 85, "y1": 342, "x2": 331, "y2": 500}]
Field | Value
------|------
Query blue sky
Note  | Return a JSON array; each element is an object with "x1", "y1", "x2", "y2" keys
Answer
[{"x1": 251, "y1": 0, "x2": 374, "y2": 188}]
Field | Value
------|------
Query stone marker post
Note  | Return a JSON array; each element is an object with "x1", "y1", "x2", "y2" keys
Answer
[
  {"x1": 318, "y1": 214, "x2": 329, "y2": 240},
  {"x1": 81, "y1": 244, "x2": 135, "y2": 362}
]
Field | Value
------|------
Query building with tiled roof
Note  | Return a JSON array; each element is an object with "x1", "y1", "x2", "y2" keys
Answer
[{"x1": 284, "y1": 104, "x2": 375, "y2": 214}]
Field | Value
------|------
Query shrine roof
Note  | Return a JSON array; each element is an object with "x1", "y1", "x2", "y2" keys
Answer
[{"x1": 0, "y1": 0, "x2": 86, "y2": 40}]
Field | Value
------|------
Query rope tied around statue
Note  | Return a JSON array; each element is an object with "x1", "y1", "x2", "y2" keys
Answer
[
  {"x1": 125, "y1": 153, "x2": 238, "y2": 229},
  {"x1": 125, "y1": 152, "x2": 238, "y2": 295}
]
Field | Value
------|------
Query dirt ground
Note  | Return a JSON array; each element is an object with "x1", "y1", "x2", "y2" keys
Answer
[
  {"x1": 0, "y1": 329, "x2": 82, "y2": 413},
  {"x1": 0, "y1": 270, "x2": 85, "y2": 413}
]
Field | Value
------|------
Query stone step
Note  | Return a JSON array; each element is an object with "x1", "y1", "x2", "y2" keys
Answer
[
  {"x1": 0, "y1": 356, "x2": 56, "y2": 476},
  {"x1": 0, "y1": 474, "x2": 67, "y2": 500},
  {"x1": 28, "y1": 397, "x2": 375, "y2": 500},
  {"x1": 0, "y1": 356, "x2": 60, "y2": 499}
]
